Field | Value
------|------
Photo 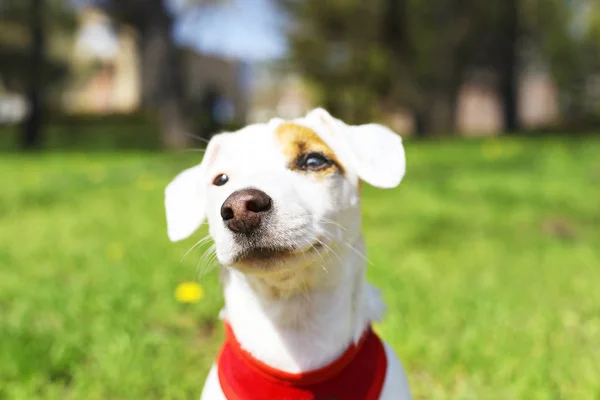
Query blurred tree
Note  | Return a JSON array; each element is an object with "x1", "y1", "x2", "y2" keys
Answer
[
  {"x1": 283, "y1": 0, "x2": 500, "y2": 135},
  {"x1": 458, "y1": 0, "x2": 521, "y2": 133},
  {"x1": 0, "y1": 0, "x2": 75, "y2": 149},
  {"x1": 282, "y1": 1, "x2": 387, "y2": 123},
  {"x1": 403, "y1": 0, "x2": 480, "y2": 135},
  {"x1": 284, "y1": 0, "x2": 600, "y2": 135},
  {"x1": 23, "y1": 0, "x2": 44, "y2": 149},
  {"x1": 525, "y1": 0, "x2": 600, "y2": 123},
  {"x1": 494, "y1": 0, "x2": 520, "y2": 133},
  {"x1": 99, "y1": 0, "x2": 191, "y2": 148},
  {"x1": 380, "y1": 0, "x2": 527, "y2": 134},
  {"x1": 100, "y1": 0, "x2": 225, "y2": 147}
]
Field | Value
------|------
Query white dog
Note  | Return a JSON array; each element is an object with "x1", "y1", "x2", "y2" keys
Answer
[{"x1": 165, "y1": 109, "x2": 412, "y2": 399}]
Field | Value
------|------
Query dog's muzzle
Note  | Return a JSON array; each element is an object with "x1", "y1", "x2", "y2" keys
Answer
[{"x1": 220, "y1": 188, "x2": 272, "y2": 235}]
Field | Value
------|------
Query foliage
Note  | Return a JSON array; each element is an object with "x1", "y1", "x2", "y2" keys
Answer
[
  {"x1": 527, "y1": 0, "x2": 600, "y2": 117},
  {"x1": 282, "y1": 0, "x2": 519, "y2": 131},
  {"x1": 0, "y1": 128, "x2": 599, "y2": 398},
  {"x1": 0, "y1": 0, "x2": 76, "y2": 91},
  {"x1": 282, "y1": 0, "x2": 600, "y2": 134}
]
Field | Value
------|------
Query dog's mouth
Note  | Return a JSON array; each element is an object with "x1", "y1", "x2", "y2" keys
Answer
[{"x1": 233, "y1": 240, "x2": 325, "y2": 265}]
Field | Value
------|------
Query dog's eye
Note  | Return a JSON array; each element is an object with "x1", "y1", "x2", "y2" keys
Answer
[
  {"x1": 213, "y1": 174, "x2": 229, "y2": 186},
  {"x1": 298, "y1": 153, "x2": 332, "y2": 171}
]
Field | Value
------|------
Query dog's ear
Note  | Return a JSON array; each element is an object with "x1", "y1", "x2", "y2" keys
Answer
[
  {"x1": 304, "y1": 108, "x2": 406, "y2": 188},
  {"x1": 164, "y1": 136, "x2": 222, "y2": 242},
  {"x1": 164, "y1": 164, "x2": 206, "y2": 242}
]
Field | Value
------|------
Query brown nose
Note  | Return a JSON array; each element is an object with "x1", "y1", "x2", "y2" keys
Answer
[{"x1": 220, "y1": 189, "x2": 272, "y2": 234}]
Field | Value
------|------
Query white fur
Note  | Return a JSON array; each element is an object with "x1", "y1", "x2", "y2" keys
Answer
[{"x1": 165, "y1": 109, "x2": 411, "y2": 399}]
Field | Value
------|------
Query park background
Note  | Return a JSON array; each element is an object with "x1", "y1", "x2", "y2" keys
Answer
[{"x1": 1, "y1": 0, "x2": 599, "y2": 398}]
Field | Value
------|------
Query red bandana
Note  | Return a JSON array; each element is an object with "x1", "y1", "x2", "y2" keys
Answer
[{"x1": 217, "y1": 323, "x2": 387, "y2": 400}]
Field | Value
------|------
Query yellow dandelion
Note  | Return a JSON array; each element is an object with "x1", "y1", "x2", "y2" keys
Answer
[
  {"x1": 175, "y1": 282, "x2": 204, "y2": 304},
  {"x1": 481, "y1": 138, "x2": 503, "y2": 160},
  {"x1": 106, "y1": 242, "x2": 124, "y2": 261}
]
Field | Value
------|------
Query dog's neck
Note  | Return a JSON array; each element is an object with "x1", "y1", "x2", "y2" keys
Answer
[{"x1": 220, "y1": 235, "x2": 385, "y2": 373}]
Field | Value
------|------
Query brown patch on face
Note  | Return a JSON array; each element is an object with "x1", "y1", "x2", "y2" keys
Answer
[{"x1": 274, "y1": 122, "x2": 344, "y2": 177}]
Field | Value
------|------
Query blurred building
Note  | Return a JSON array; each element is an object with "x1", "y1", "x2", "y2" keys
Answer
[
  {"x1": 249, "y1": 63, "x2": 559, "y2": 137},
  {"x1": 457, "y1": 69, "x2": 559, "y2": 136},
  {"x1": 182, "y1": 51, "x2": 249, "y2": 124},
  {"x1": 64, "y1": 7, "x2": 140, "y2": 114},
  {"x1": 519, "y1": 71, "x2": 559, "y2": 129},
  {"x1": 0, "y1": 3, "x2": 73, "y2": 124},
  {"x1": 247, "y1": 63, "x2": 314, "y2": 123},
  {"x1": 63, "y1": 6, "x2": 248, "y2": 122},
  {"x1": 0, "y1": 80, "x2": 27, "y2": 123}
]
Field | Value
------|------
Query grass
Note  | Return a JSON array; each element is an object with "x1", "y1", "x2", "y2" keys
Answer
[{"x1": 1, "y1": 134, "x2": 599, "y2": 399}]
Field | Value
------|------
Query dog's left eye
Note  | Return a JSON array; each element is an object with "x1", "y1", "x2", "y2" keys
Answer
[
  {"x1": 298, "y1": 153, "x2": 332, "y2": 171},
  {"x1": 213, "y1": 174, "x2": 229, "y2": 186}
]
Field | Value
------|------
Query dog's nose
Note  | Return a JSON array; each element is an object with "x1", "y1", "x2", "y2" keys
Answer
[{"x1": 221, "y1": 189, "x2": 272, "y2": 234}]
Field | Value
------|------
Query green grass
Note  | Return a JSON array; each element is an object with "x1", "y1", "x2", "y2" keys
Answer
[{"x1": 1, "y1": 135, "x2": 599, "y2": 399}]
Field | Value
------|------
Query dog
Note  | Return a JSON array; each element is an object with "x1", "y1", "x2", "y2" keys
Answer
[{"x1": 164, "y1": 108, "x2": 412, "y2": 399}]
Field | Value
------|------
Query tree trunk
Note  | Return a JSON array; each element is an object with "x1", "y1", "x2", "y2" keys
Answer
[
  {"x1": 22, "y1": 0, "x2": 44, "y2": 150},
  {"x1": 381, "y1": 0, "x2": 416, "y2": 129},
  {"x1": 139, "y1": 1, "x2": 190, "y2": 148},
  {"x1": 413, "y1": 110, "x2": 427, "y2": 138},
  {"x1": 429, "y1": 91, "x2": 456, "y2": 135},
  {"x1": 498, "y1": 0, "x2": 520, "y2": 133},
  {"x1": 411, "y1": 0, "x2": 461, "y2": 137}
]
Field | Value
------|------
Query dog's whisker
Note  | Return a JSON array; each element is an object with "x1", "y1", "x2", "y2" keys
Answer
[
  {"x1": 198, "y1": 261, "x2": 218, "y2": 281},
  {"x1": 315, "y1": 238, "x2": 343, "y2": 266},
  {"x1": 205, "y1": 245, "x2": 218, "y2": 266},
  {"x1": 319, "y1": 228, "x2": 373, "y2": 266},
  {"x1": 301, "y1": 278, "x2": 311, "y2": 298},
  {"x1": 185, "y1": 132, "x2": 212, "y2": 145},
  {"x1": 320, "y1": 217, "x2": 347, "y2": 232},
  {"x1": 295, "y1": 230, "x2": 329, "y2": 273},
  {"x1": 182, "y1": 148, "x2": 207, "y2": 153},
  {"x1": 197, "y1": 243, "x2": 218, "y2": 279},
  {"x1": 200, "y1": 257, "x2": 219, "y2": 280},
  {"x1": 296, "y1": 227, "x2": 336, "y2": 272},
  {"x1": 306, "y1": 229, "x2": 344, "y2": 266},
  {"x1": 181, "y1": 234, "x2": 213, "y2": 262},
  {"x1": 208, "y1": 250, "x2": 220, "y2": 269},
  {"x1": 344, "y1": 242, "x2": 374, "y2": 266},
  {"x1": 310, "y1": 242, "x2": 329, "y2": 273}
]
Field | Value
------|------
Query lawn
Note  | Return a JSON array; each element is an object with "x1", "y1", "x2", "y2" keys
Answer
[{"x1": 1, "y1": 134, "x2": 599, "y2": 399}]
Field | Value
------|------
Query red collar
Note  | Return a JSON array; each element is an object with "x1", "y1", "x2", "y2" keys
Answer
[{"x1": 217, "y1": 322, "x2": 387, "y2": 400}]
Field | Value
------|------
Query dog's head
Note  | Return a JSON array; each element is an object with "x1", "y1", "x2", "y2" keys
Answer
[{"x1": 164, "y1": 109, "x2": 405, "y2": 273}]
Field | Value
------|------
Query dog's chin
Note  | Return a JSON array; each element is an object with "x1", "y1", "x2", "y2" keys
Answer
[{"x1": 227, "y1": 241, "x2": 325, "y2": 273}]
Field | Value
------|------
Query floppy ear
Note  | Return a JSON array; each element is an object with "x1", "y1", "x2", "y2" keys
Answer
[
  {"x1": 304, "y1": 108, "x2": 406, "y2": 188},
  {"x1": 164, "y1": 136, "x2": 222, "y2": 242},
  {"x1": 164, "y1": 164, "x2": 206, "y2": 242}
]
